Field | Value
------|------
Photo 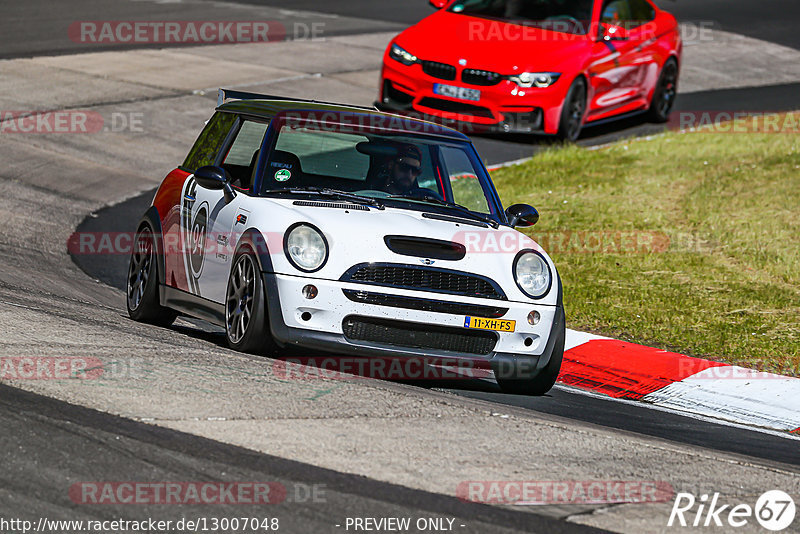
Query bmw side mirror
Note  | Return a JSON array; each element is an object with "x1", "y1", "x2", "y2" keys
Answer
[
  {"x1": 195, "y1": 165, "x2": 237, "y2": 202},
  {"x1": 506, "y1": 204, "x2": 539, "y2": 228},
  {"x1": 429, "y1": 0, "x2": 448, "y2": 8}
]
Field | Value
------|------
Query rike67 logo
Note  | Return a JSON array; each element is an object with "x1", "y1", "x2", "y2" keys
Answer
[{"x1": 669, "y1": 490, "x2": 796, "y2": 531}]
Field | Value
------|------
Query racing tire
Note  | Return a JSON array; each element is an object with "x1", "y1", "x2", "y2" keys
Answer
[
  {"x1": 225, "y1": 248, "x2": 278, "y2": 355},
  {"x1": 494, "y1": 322, "x2": 565, "y2": 396},
  {"x1": 126, "y1": 225, "x2": 177, "y2": 326},
  {"x1": 556, "y1": 78, "x2": 587, "y2": 143},
  {"x1": 648, "y1": 58, "x2": 678, "y2": 123}
]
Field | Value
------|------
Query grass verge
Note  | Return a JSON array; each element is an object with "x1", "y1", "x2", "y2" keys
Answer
[{"x1": 491, "y1": 123, "x2": 800, "y2": 374}]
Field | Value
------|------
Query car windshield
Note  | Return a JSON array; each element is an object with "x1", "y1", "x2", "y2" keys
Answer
[
  {"x1": 259, "y1": 112, "x2": 501, "y2": 221},
  {"x1": 448, "y1": 0, "x2": 594, "y2": 35}
]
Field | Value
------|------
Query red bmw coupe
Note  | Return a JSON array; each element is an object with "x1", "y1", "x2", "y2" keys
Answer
[{"x1": 377, "y1": 0, "x2": 681, "y2": 141}]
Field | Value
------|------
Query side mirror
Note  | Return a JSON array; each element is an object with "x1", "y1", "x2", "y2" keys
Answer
[
  {"x1": 599, "y1": 23, "x2": 629, "y2": 41},
  {"x1": 195, "y1": 165, "x2": 236, "y2": 202},
  {"x1": 429, "y1": 0, "x2": 448, "y2": 8},
  {"x1": 506, "y1": 204, "x2": 539, "y2": 228}
]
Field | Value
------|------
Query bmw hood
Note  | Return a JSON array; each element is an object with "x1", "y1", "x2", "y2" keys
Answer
[{"x1": 394, "y1": 10, "x2": 591, "y2": 74}]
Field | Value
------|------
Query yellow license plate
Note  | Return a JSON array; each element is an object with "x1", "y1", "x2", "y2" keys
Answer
[{"x1": 464, "y1": 316, "x2": 516, "y2": 332}]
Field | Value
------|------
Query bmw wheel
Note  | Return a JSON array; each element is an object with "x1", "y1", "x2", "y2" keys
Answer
[
  {"x1": 127, "y1": 225, "x2": 177, "y2": 326},
  {"x1": 648, "y1": 58, "x2": 678, "y2": 123},
  {"x1": 556, "y1": 78, "x2": 586, "y2": 142},
  {"x1": 225, "y1": 248, "x2": 277, "y2": 354}
]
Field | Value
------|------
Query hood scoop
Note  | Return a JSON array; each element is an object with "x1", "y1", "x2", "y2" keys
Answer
[
  {"x1": 384, "y1": 235, "x2": 466, "y2": 261},
  {"x1": 293, "y1": 200, "x2": 369, "y2": 211}
]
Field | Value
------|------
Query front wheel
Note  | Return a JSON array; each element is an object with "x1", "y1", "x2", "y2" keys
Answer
[
  {"x1": 225, "y1": 249, "x2": 278, "y2": 354},
  {"x1": 648, "y1": 58, "x2": 678, "y2": 123},
  {"x1": 127, "y1": 226, "x2": 177, "y2": 326},
  {"x1": 494, "y1": 321, "x2": 565, "y2": 396},
  {"x1": 556, "y1": 78, "x2": 587, "y2": 142}
]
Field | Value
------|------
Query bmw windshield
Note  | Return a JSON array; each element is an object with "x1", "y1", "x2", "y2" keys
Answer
[
  {"x1": 448, "y1": 0, "x2": 594, "y2": 35},
  {"x1": 259, "y1": 112, "x2": 504, "y2": 226}
]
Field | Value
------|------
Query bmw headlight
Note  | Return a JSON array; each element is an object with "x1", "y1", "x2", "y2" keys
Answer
[
  {"x1": 508, "y1": 72, "x2": 561, "y2": 88},
  {"x1": 284, "y1": 224, "x2": 328, "y2": 273},
  {"x1": 389, "y1": 43, "x2": 419, "y2": 66},
  {"x1": 513, "y1": 251, "x2": 552, "y2": 299}
]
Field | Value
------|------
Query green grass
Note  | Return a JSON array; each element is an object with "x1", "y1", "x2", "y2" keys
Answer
[{"x1": 491, "y1": 125, "x2": 800, "y2": 374}]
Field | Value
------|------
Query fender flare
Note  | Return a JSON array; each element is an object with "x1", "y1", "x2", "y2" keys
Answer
[{"x1": 137, "y1": 206, "x2": 166, "y2": 286}]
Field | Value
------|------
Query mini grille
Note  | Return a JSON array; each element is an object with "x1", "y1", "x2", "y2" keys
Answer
[
  {"x1": 342, "y1": 264, "x2": 505, "y2": 300},
  {"x1": 343, "y1": 290, "x2": 509, "y2": 318},
  {"x1": 422, "y1": 61, "x2": 457, "y2": 81},
  {"x1": 342, "y1": 316, "x2": 497, "y2": 355}
]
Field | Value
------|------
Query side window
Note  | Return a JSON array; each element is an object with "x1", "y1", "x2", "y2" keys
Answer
[
  {"x1": 629, "y1": 0, "x2": 655, "y2": 24},
  {"x1": 601, "y1": 0, "x2": 631, "y2": 25},
  {"x1": 183, "y1": 112, "x2": 236, "y2": 172},
  {"x1": 602, "y1": 0, "x2": 654, "y2": 28},
  {"x1": 221, "y1": 120, "x2": 269, "y2": 190},
  {"x1": 439, "y1": 146, "x2": 491, "y2": 214}
]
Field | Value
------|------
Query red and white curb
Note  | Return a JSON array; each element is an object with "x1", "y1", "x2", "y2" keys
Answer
[{"x1": 561, "y1": 330, "x2": 800, "y2": 434}]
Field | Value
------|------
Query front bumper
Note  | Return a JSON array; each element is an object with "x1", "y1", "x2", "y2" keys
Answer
[
  {"x1": 378, "y1": 61, "x2": 570, "y2": 135},
  {"x1": 262, "y1": 272, "x2": 565, "y2": 374}
]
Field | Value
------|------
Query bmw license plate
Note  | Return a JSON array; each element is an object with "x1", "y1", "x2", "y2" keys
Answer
[
  {"x1": 464, "y1": 316, "x2": 516, "y2": 333},
  {"x1": 433, "y1": 84, "x2": 481, "y2": 102}
]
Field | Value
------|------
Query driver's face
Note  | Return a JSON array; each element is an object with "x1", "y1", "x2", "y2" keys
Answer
[{"x1": 391, "y1": 157, "x2": 421, "y2": 189}]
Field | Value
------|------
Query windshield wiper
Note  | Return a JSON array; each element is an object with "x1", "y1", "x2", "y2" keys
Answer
[
  {"x1": 386, "y1": 194, "x2": 499, "y2": 228},
  {"x1": 265, "y1": 187, "x2": 384, "y2": 209}
]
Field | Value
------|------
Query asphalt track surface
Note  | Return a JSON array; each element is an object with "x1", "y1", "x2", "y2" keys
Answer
[
  {"x1": 6, "y1": 0, "x2": 800, "y2": 529},
  {"x1": 1, "y1": 383, "x2": 602, "y2": 534},
  {"x1": 2, "y1": 0, "x2": 799, "y2": 59},
  {"x1": 73, "y1": 189, "x2": 800, "y2": 469}
]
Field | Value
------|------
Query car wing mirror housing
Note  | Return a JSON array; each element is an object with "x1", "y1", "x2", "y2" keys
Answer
[
  {"x1": 195, "y1": 165, "x2": 237, "y2": 202},
  {"x1": 506, "y1": 204, "x2": 539, "y2": 228},
  {"x1": 429, "y1": 0, "x2": 448, "y2": 8}
]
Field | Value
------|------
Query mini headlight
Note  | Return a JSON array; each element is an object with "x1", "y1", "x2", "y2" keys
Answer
[
  {"x1": 284, "y1": 224, "x2": 328, "y2": 272},
  {"x1": 513, "y1": 251, "x2": 552, "y2": 299},
  {"x1": 389, "y1": 43, "x2": 419, "y2": 66},
  {"x1": 509, "y1": 72, "x2": 561, "y2": 88}
]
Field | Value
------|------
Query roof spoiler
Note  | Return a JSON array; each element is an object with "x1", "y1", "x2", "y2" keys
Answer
[{"x1": 217, "y1": 88, "x2": 378, "y2": 112}]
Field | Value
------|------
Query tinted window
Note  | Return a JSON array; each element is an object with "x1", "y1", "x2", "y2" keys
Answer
[
  {"x1": 275, "y1": 127, "x2": 370, "y2": 181},
  {"x1": 183, "y1": 112, "x2": 236, "y2": 171},
  {"x1": 602, "y1": 0, "x2": 655, "y2": 27},
  {"x1": 222, "y1": 120, "x2": 269, "y2": 190},
  {"x1": 224, "y1": 121, "x2": 268, "y2": 166},
  {"x1": 629, "y1": 0, "x2": 655, "y2": 22},
  {"x1": 449, "y1": 0, "x2": 595, "y2": 35},
  {"x1": 440, "y1": 146, "x2": 492, "y2": 214}
]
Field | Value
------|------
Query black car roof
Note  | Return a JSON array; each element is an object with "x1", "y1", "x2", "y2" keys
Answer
[{"x1": 216, "y1": 98, "x2": 470, "y2": 142}]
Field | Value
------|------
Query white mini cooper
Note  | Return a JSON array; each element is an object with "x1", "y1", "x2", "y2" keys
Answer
[{"x1": 127, "y1": 89, "x2": 565, "y2": 395}]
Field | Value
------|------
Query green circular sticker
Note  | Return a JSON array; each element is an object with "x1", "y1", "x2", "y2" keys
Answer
[{"x1": 275, "y1": 169, "x2": 292, "y2": 182}]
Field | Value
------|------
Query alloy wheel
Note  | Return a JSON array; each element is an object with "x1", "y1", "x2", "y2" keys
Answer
[{"x1": 226, "y1": 254, "x2": 257, "y2": 344}]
